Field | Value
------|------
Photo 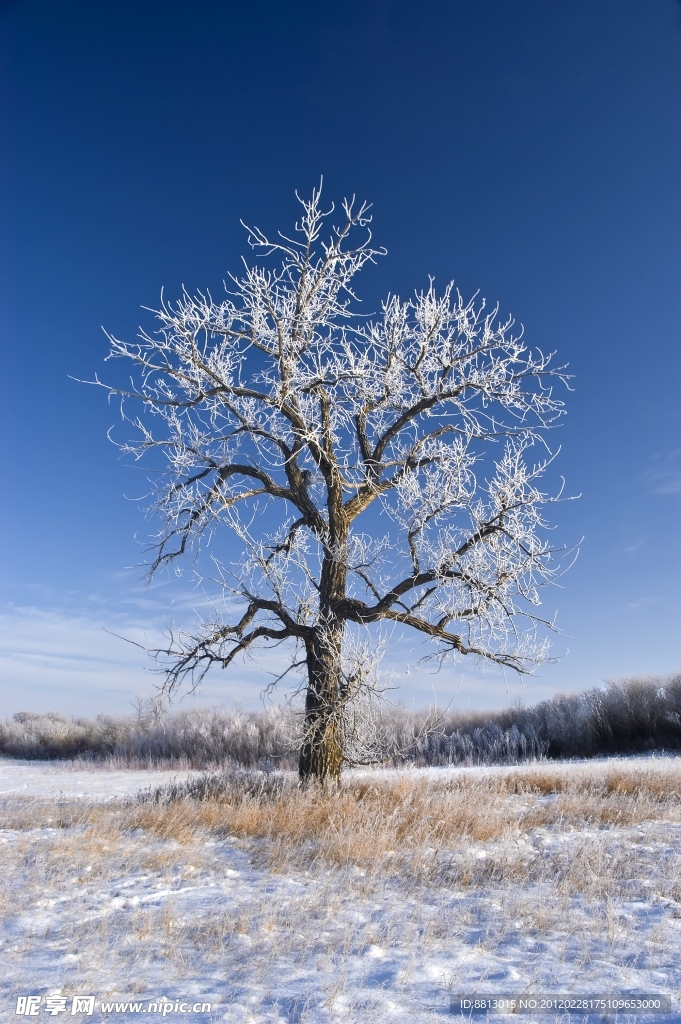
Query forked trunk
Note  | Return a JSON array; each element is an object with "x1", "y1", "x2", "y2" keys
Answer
[{"x1": 298, "y1": 625, "x2": 344, "y2": 782}]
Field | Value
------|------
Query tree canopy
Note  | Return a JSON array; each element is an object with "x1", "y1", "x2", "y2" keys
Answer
[{"x1": 99, "y1": 187, "x2": 571, "y2": 779}]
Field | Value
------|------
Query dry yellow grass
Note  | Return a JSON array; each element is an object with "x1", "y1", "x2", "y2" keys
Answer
[
  {"x1": 2, "y1": 759, "x2": 680, "y2": 877},
  {"x1": 2, "y1": 760, "x2": 681, "y2": 1019}
]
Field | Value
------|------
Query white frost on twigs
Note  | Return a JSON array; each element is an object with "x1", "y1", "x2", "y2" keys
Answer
[{"x1": 95, "y1": 185, "x2": 573, "y2": 713}]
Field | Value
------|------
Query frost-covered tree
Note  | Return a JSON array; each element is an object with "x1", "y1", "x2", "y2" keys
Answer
[{"x1": 99, "y1": 187, "x2": 571, "y2": 781}]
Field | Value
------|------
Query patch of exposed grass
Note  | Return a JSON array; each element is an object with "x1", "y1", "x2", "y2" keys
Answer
[
  {"x1": 3, "y1": 761, "x2": 681, "y2": 1020},
  {"x1": 3, "y1": 759, "x2": 681, "y2": 881}
]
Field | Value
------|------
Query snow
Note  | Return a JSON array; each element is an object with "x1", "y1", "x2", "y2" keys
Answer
[
  {"x1": 1, "y1": 757, "x2": 680, "y2": 1023},
  {"x1": 0, "y1": 758, "x2": 199, "y2": 800}
]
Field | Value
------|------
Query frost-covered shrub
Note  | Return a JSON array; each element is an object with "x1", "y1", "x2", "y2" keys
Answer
[
  {"x1": 0, "y1": 706, "x2": 300, "y2": 767},
  {"x1": 1, "y1": 674, "x2": 680, "y2": 766}
]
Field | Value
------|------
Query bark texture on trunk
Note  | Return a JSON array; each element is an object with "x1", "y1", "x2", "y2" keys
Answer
[
  {"x1": 299, "y1": 538, "x2": 347, "y2": 781},
  {"x1": 298, "y1": 625, "x2": 344, "y2": 782},
  {"x1": 298, "y1": 473, "x2": 349, "y2": 782}
]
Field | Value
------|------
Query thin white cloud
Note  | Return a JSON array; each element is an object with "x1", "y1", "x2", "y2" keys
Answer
[
  {"x1": 0, "y1": 598, "x2": 276, "y2": 717},
  {"x1": 0, "y1": 569, "x2": 571, "y2": 719},
  {"x1": 644, "y1": 449, "x2": 681, "y2": 495},
  {"x1": 0, "y1": 599, "x2": 532, "y2": 719},
  {"x1": 0, "y1": 604, "x2": 160, "y2": 716}
]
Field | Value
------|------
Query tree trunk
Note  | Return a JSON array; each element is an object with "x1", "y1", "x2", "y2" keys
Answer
[
  {"x1": 299, "y1": 510, "x2": 348, "y2": 782},
  {"x1": 298, "y1": 623, "x2": 344, "y2": 782}
]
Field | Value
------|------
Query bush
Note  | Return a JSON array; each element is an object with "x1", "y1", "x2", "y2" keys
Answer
[
  {"x1": 0, "y1": 706, "x2": 298, "y2": 767},
  {"x1": 2, "y1": 673, "x2": 680, "y2": 767}
]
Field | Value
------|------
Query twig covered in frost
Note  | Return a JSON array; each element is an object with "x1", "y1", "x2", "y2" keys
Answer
[{"x1": 91, "y1": 184, "x2": 574, "y2": 779}]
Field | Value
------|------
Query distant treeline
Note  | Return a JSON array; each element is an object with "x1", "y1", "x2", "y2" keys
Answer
[
  {"x1": 409, "y1": 673, "x2": 681, "y2": 764},
  {"x1": 1, "y1": 674, "x2": 680, "y2": 767}
]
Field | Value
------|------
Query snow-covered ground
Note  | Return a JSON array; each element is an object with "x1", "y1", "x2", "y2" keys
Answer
[
  {"x1": 0, "y1": 758, "x2": 199, "y2": 800},
  {"x1": 1, "y1": 757, "x2": 680, "y2": 1023}
]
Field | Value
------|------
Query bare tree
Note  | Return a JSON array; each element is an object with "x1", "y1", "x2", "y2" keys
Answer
[{"x1": 98, "y1": 186, "x2": 571, "y2": 781}]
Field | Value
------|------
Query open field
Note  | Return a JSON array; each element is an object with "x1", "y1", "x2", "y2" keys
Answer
[{"x1": 1, "y1": 757, "x2": 681, "y2": 1022}]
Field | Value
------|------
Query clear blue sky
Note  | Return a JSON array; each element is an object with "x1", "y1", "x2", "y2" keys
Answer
[{"x1": 1, "y1": 0, "x2": 680, "y2": 717}]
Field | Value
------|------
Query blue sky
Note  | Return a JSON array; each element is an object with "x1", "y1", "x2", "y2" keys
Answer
[{"x1": 1, "y1": 0, "x2": 680, "y2": 717}]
